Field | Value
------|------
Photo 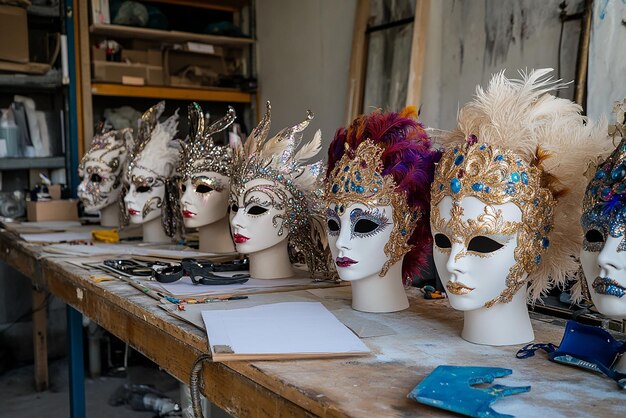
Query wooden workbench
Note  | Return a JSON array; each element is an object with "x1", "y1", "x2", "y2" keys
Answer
[{"x1": 0, "y1": 228, "x2": 623, "y2": 417}]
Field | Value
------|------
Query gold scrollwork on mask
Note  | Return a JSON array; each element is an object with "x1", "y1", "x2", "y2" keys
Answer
[
  {"x1": 432, "y1": 141, "x2": 555, "y2": 306},
  {"x1": 325, "y1": 139, "x2": 421, "y2": 276}
]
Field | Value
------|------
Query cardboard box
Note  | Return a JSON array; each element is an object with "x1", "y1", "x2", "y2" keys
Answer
[
  {"x1": 48, "y1": 185, "x2": 61, "y2": 200},
  {"x1": 92, "y1": 46, "x2": 106, "y2": 62},
  {"x1": 121, "y1": 49, "x2": 147, "y2": 64},
  {"x1": 181, "y1": 43, "x2": 224, "y2": 57},
  {"x1": 121, "y1": 49, "x2": 161, "y2": 66},
  {"x1": 92, "y1": 61, "x2": 164, "y2": 85},
  {"x1": 147, "y1": 49, "x2": 161, "y2": 66},
  {"x1": 27, "y1": 200, "x2": 79, "y2": 222},
  {"x1": 0, "y1": 6, "x2": 29, "y2": 63},
  {"x1": 92, "y1": 61, "x2": 146, "y2": 83}
]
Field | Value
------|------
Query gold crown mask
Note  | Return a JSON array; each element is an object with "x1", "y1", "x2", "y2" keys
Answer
[
  {"x1": 179, "y1": 103, "x2": 237, "y2": 181},
  {"x1": 325, "y1": 139, "x2": 420, "y2": 276},
  {"x1": 431, "y1": 140, "x2": 555, "y2": 307}
]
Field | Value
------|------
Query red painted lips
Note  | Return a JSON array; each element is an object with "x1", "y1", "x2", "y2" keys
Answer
[
  {"x1": 182, "y1": 210, "x2": 196, "y2": 218},
  {"x1": 336, "y1": 257, "x2": 358, "y2": 268},
  {"x1": 233, "y1": 234, "x2": 249, "y2": 244},
  {"x1": 128, "y1": 208, "x2": 140, "y2": 216}
]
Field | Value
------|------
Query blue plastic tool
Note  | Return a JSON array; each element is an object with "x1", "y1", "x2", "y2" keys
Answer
[{"x1": 407, "y1": 365, "x2": 530, "y2": 418}]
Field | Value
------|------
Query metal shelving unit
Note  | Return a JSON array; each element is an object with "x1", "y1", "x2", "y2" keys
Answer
[{"x1": 0, "y1": 156, "x2": 66, "y2": 170}]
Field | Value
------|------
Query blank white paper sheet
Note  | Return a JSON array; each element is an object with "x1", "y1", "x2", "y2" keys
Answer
[{"x1": 201, "y1": 302, "x2": 370, "y2": 361}]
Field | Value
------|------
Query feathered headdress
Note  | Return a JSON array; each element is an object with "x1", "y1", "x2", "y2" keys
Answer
[
  {"x1": 326, "y1": 107, "x2": 441, "y2": 284},
  {"x1": 120, "y1": 101, "x2": 181, "y2": 236},
  {"x1": 231, "y1": 101, "x2": 331, "y2": 277},
  {"x1": 433, "y1": 68, "x2": 612, "y2": 304},
  {"x1": 178, "y1": 102, "x2": 238, "y2": 180}
]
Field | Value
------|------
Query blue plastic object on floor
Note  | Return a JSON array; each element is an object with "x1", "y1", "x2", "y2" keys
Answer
[{"x1": 408, "y1": 365, "x2": 530, "y2": 418}]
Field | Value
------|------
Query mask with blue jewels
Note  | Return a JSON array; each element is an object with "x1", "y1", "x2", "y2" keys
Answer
[
  {"x1": 579, "y1": 99, "x2": 626, "y2": 319},
  {"x1": 431, "y1": 69, "x2": 610, "y2": 345},
  {"x1": 325, "y1": 107, "x2": 440, "y2": 313}
]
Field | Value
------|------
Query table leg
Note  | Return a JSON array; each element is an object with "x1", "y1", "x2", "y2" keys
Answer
[
  {"x1": 66, "y1": 305, "x2": 85, "y2": 418},
  {"x1": 32, "y1": 288, "x2": 48, "y2": 391}
]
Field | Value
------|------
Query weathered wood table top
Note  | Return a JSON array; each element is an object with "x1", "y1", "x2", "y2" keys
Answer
[{"x1": 0, "y1": 229, "x2": 623, "y2": 417}]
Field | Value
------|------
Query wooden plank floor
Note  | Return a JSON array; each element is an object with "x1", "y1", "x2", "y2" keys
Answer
[{"x1": 1, "y1": 230, "x2": 623, "y2": 417}]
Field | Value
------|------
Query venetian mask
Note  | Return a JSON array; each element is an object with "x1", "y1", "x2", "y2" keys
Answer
[
  {"x1": 178, "y1": 103, "x2": 237, "y2": 229},
  {"x1": 324, "y1": 108, "x2": 440, "y2": 284},
  {"x1": 431, "y1": 142, "x2": 554, "y2": 308},
  {"x1": 121, "y1": 101, "x2": 181, "y2": 236},
  {"x1": 77, "y1": 126, "x2": 131, "y2": 212},
  {"x1": 230, "y1": 102, "x2": 331, "y2": 277},
  {"x1": 230, "y1": 178, "x2": 291, "y2": 254},
  {"x1": 579, "y1": 100, "x2": 626, "y2": 318},
  {"x1": 432, "y1": 69, "x2": 611, "y2": 311}
]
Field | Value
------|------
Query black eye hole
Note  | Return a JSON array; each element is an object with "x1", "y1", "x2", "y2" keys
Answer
[
  {"x1": 90, "y1": 173, "x2": 102, "y2": 183},
  {"x1": 230, "y1": 204, "x2": 239, "y2": 213},
  {"x1": 468, "y1": 236, "x2": 504, "y2": 253},
  {"x1": 180, "y1": 184, "x2": 186, "y2": 193},
  {"x1": 327, "y1": 219, "x2": 340, "y2": 232},
  {"x1": 354, "y1": 219, "x2": 379, "y2": 234},
  {"x1": 434, "y1": 233, "x2": 452, "y2": 249},
  {"x1": 196, "y1": 184, "x2": 213, "y2": 194},
  {"x1": 247, "y1": 205, "x2": 268, "y2": 215},
  {"x1": 585, "y1": 229, "x2": 605, "y2": 243},
  {"x1": 136, "y1": 186, "x2": 151, "y2": 193}
]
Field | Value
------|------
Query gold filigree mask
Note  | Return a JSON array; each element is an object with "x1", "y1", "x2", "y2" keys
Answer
[
  {"x1": 325, "y1": 139, "x2": 421, "y2": 276},
  {"x1": 431, "y1": 141, "x2": 555, "y2": 306}
]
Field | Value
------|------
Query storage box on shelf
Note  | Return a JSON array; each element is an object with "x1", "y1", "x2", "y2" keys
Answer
[
  {"x1": 91, "y1": 46, "x2": 163, "y2": 86},
  {"x1": 78, "y1": 0, "x2": 256, "y2": 152},
  {"x1": 0, "y1": 5, "x2": 29, "y2": 64}
]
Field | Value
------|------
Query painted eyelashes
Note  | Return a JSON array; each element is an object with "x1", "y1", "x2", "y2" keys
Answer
[{"x1": 326, "y1": 207, "x2": 390, "y2": 239}]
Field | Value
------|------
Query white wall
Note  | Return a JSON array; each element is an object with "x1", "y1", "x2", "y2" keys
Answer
[
  {"x1": 256, "y1": 0, "x2": 358, "y2": 152},
  {"x1": 420, "y1": 0, "x2": 583, "y2": 132},
  {"x1": 257, "y1": 0, "x2": 584, "y2": 139},
  {"x1": 587, "y1": 0, "x2": 626, "y2": 120}
]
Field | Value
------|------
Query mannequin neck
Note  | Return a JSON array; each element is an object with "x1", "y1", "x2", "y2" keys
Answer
[
  {"x1": 99, "y1": 204, "x2": 119, "y2": 228},
  {"x1": 350, "y1": 262, "x2": 409, "y2": 313},
  {"x1": 462, "y1": 288, "x2": 533, "y2": 346},
  {"x1": 197, "y1": 216, "x2": 235, "y2": 253},
  {"x1": 142, "y1": 217, "x2": 171, "y2": 243},
  {"x1": 248, "y1": 239, "x2": 293, "y2": 279}
]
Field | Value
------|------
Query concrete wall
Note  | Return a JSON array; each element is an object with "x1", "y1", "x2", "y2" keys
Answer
[
  {"x1": 256, "y1": 0, "x2": 584, "y2": 140},
  {"x1": 420, "y1": 0, "x2": 584, "y2": 132},
  {"x1": 256, "y1": 0, "x2": 358, "y2": 150},
  {"x1": 587, "y1": 0, "x2": 626, "y2": 120}
]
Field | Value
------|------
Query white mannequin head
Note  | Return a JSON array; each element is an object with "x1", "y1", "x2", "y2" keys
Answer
[
  {"x1": 181, "y1": 171, "x2": 230, "y2": 228},
  {"x1": 432, "y1": 196, "x2": 525, "y2": 311},
  {"x1": 121, "y1": 102, "x2": 180, "y2": 236},
  {"x1": 77, "y1": 127, "x2": 131, "y2": 213},
  {"x1": 124, "y1": 165, "x2": 170, "y2": 224},
  {"x1": 229, "y1": 178, "x2": 290, "y2": 254},
  {"x1": 324, "y1": 109, "x2": 439, "y2": 312},
  {"x1": 178, "y1": 104, "x2": 237, "y2": 230},
  {"x1": 230, "y1": 102, "x2": 330, "y2": 279},
  {"x1": 580, "y1": 240, "x2": 626, "y2": 319},
  {"x1": 579, "y1": 111, "x2": 626, "y2": 318},
  {"x1": 326, "y1": 203, "x2": 394, "y2": 282},
  {"x1": 430, "y1": 69, "x2": 612, "y2": 345}
]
